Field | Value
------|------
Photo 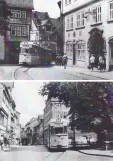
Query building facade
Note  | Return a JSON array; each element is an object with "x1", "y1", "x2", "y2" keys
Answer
[
  {"x1": 61, "y1": 0, "x2": 113, "y2": 70},
  {"x1": 0, "y1": 0, "x2": 34, "y2": 64},
  {"x1": 32, "y1": 11, "x2": 62, "y2": 56},
  {"x1": 0, "y1": 83, "x2": 20, "y2": 144},
  {"x1": 36, "y1": 115, "x2": 44, "y2": 145}
]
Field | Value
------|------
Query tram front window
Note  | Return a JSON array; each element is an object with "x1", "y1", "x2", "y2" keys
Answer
[
  {"x1": 21, "y1": 48, "x2": 29, "y2": 53},
  {"x1": 55, "y1": 127, "x2": 63, "y2": 134}
]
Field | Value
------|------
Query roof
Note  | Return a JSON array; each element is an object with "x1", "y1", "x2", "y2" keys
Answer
[
  {"x1": 5, "y1": 0, "x2": 34, "y2": 9},
  {"x1": 50, "y1": 18, "x2": 61, "y2": 29},
  {"x1": 41, "y1": 20, "x2": 48, "y2": 26},
  {"x1": 33, "y1": 11, "x2": 49, "y2": 21}
]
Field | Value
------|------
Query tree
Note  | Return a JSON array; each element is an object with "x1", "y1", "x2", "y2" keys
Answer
[
  {"x1": 0, "y1": 0, "x2": 11, "y2": 35},
  {"x1": 39, "y1": 82, "x2": 113, "y2": 146}
]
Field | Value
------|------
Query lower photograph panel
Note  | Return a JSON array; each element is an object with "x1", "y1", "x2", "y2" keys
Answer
[{"x1": 0, "y1": 81, "x2": 113, "y2": 160}]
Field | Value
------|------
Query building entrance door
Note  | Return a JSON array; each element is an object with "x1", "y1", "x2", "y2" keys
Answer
[
  {"x1": 88, "y1": 28, "x2": 104, "y2": 67},
  {"x1": 109, "y1": 39, "x2": 113, "y2": 59}
]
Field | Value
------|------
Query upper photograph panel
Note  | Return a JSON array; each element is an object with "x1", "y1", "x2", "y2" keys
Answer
[{"x1": 0, "y1": 0, "x2": 113, "y2": 80}]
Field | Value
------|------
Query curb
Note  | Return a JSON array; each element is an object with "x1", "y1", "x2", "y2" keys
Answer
[
  {"x1": 78, "y1": 150, "x2": 113, "y2": 158},
  {"x1": 53, "y1": 66, "x2": 108, "y2": 80}
]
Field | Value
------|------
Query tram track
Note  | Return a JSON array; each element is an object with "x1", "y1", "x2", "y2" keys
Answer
[
  {"x1": 38, "y1": 151, "x2": 65, "y2": 161},
  {"x1": 12, "y1": 66, "x2": 33, "y2": 80}
]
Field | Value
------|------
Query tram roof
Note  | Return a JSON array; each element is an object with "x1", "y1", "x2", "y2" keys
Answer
[{"x1": 32, "y1": 44, "x2": 55, "y2": 53}]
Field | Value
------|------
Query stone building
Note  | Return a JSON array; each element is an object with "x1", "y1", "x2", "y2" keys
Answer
[
  {"x1": 0, "y1": 0, "x2": 34, "y2": 64},
  {"x1": 60, "y1": 0, "x2": 113, "y2": 70}
]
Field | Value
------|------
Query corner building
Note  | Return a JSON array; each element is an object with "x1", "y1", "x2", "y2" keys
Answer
[
  {"x1": 0, "y1": 0, "x2": 34, "y2": 64},
  {"x1": 61, "y1": 0, "x2": 113, "y2": 70}
]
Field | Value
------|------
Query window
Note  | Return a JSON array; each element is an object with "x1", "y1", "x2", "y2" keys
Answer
[
  {"x1": 22, "y1": 11, "x2": 26, "y2": 19},
  {"x1": 22, "y1": 26, "x2": 27, "y2": 36},
  {"x1": 76, "y1": 11, "x2": 85, "y2": 28},
  {"x1": 66, "y1": 15, "x2": 73, "y2": 30},
  {"x1": 11, "y1": 26, "x2": 27, "y2": 37},
  {"x1": 70, "y1": 15, "x2": 73, "y2": 29},
  {"x1": 11, "y1": 10, "x2": 16, "y2": 18},
  {"x1": 0, "y1": 112, "x2": 4, "y2": 125},
  {"x1": 16, "y1": 27, "x2": 21, "y2": 36},
  {"x1": 65, "y1": 0, "x2": 71, "y2": 5},
  {"x1": 46, "y1": 26, "x2": 51, "y2": 31},
  {"x1": 77, "y1": 41, "x2": 86, "y2": 61},
  {"x1": 92, "y1": 6, "x2": 102, "y2": 24},
  {"x1": 16, "y1": 10, "x2": 21, "y2": 18},
  {"x1": 66, "y1": 16, "x2": 70, "y2": 30},
  {"x1": 11, "y1": 26, "x2": 16, "y2": 36},
  {"x1": 109, "y1": 1, "x2": 113, "y2": 20},
  {"x1": 55, "y1": 127, "x2": 63, "y2": 134},
  {"x1": 11, "y1": 10, "x2": 27, "y2": 19}
]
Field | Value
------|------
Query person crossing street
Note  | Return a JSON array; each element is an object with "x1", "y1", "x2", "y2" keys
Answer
[{"x1": 62, "y1": 54, "x2": 68, "y2": 69}]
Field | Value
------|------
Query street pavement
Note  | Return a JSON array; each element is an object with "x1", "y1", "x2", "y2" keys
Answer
[
  {"x1": 0, "y1": 64, "x2": 113, "y2": 80},
  {"x1": 0, "y1": 145, "x2": 113, "y2": 161}
]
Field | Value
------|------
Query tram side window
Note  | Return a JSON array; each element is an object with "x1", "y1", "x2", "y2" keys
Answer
[
  {"x1": 21, "y1": 48, "x2": 29, "y2": 53},
  {"x1": 29, "y1": 48, "x2": 34, "y2": 54},
  {"x1": 55, "y1": 127, "x2": 63, "y2": 134},
  {"x1": 64, "y1": 126, "x2": 67, "y2": 134}
]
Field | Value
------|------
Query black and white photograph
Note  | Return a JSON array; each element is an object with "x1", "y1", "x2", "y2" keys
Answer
[
  {"x1": 0, "y1": 0, "x2": 113, "y2": 161},
  {"x1": 0, "y1": 82, "x2": 113, "y2": 161},
  {"x1": 0, "y1": 0, "x2": 113, "y2": 80}
]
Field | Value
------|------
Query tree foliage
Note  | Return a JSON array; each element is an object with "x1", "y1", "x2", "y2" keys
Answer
[{"x1": 39, "y1": 82, "x2": 113, "y2": 135}]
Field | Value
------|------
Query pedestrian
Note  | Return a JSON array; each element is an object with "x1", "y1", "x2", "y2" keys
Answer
[
  {"x1": 98, "y1": 55, "x2": 104, "y2": 72},
  {"x1": 89, "y1": 54, "x2": 95, "y2": 71},
  {"x1": 62, "y1": 53, "x2": 68, "y2": 69},
  {"x1": 0, "y1": 134, "x2": 4, "y2": 151}
]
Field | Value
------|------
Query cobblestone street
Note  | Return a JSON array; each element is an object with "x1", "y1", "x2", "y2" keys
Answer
[
  {"x1": 0, "y1": 65, "x2": 111, "y2": 80},
  {"x1": 0, "y1": 145, "x2": 113, "y2": 161}
]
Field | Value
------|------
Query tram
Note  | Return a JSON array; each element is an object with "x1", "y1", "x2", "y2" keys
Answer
[
  {"x1": 44, "y1": 119, "x2": 68, "y2": 150},
  {"x1": 19, "y1": 41, "x2": 53, "y2": 66}
]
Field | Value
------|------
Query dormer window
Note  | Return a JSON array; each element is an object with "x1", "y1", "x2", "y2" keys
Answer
[{"x1": 46, "y1": 26, "x2": 51, "y2": 31}]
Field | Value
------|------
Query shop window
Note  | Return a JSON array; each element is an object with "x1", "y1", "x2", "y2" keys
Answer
[{"x1": 76, "y1": 41, "x2": 86, "y2": 61}]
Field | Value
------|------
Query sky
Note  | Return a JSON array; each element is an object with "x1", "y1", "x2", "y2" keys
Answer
[
  {"x1": 12, "y1": 82, "x2": 47, "y2": 126},
  {"x1": 33, "y1": 0, "x2": 60, "y2": 18}
]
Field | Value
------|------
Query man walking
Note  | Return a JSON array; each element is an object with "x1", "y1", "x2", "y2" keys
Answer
[
  {"x1": 62, "y1": 54, "x2": 68, "y2": 69},
  {"x1": 89, "y1": 54, "x2": 95, "y2": 71}
]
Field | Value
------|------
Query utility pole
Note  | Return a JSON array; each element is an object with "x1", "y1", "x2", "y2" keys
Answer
[
  {"x1": 56, "y1": 34, "x2": 57, "y2": 55},
  {"x1": 72, "y1": 82, "x2": 78, "y2": 149}
]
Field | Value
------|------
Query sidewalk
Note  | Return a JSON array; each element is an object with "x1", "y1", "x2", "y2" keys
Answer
[
  {"x1": 53, "y1": 66, "x2": 113, "y2": 80},
  {"x1": 78, "y1": 149, "x2": 113, "y2": 157}
]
